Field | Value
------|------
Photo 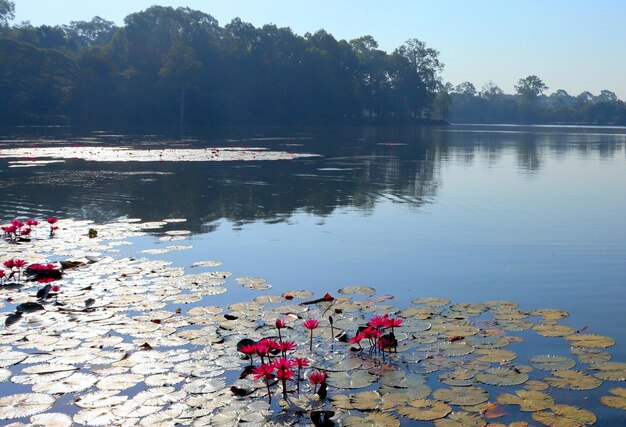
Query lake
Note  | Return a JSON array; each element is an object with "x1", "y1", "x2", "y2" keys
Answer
[{"x1": 1, "y1": 124, "x2": 626, "y2": 423}]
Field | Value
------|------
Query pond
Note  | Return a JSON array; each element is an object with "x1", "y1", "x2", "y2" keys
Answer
[{"x1": 0, "y1": 124, "x2": 625, "y2": 425}]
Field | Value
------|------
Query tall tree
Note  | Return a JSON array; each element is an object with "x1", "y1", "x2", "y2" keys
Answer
[
  {"x1": 65, "y1": 17, "x2": 117, "y2": 47},
  {"x1": 515, "y1": 75, "x2": 548, "y2": 99},
  {"x1": 394, "y1": 38, "x2": 443, "y2": 97},
  {"x1": 0, "y1": 0, "x2": 14, "y2": 28}
]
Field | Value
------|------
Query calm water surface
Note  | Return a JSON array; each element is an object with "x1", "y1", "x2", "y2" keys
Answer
[{"x1": 2, "y1": 124, "x2": 626, "y2": 421}]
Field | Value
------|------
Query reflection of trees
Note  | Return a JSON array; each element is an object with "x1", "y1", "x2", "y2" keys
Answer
[
  {"x1": 515, "y1": 135, "x2": 541, "y2": 172},
  {"x1": 0, "y1": 126, "x2": 623, "y2": 232}
]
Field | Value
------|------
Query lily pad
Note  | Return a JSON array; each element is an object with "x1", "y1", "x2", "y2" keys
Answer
[
  {"x1": 327, "y1": 371, "x2": 376, "y2": 389},
  {"x1": 342, "y1": 411, "x2": 399, "y2": 427},
  {"x1": 532, "y1": 404, "x2": 596, "y2": 426},
  {"x1": 497, "y1": 390, "x2": 554, "y2": 412},
  {"x1": 600, "y1": 388, "x2": 626, "y2": 410},
  {"x1": 338, "y1": 286, "x2": 376, "y2": 296},
  {"x1": 544, "y1": 370, "x2": 602, "y2": 390},
  {"x1": 588, "y1": 362, "x2": 626, "y2": 381},
  {"x1": 529, "y1": 355, "x2": 576, "y2": 371},
  {"x1": 475, "y1": 367, "x2": 528, "y2": 386},
  {"x1": 398, "y1": 399, "x2": 452, "y2": 421},
  {"x1": 379, "y1": 370, "x2": 427, "y2": 388},
  {"x1": 0, "y1": 393, "x2": 55, "y2": 420},
  {"x1": 433, "y1": 386, "x2": 489, "y2": 406},
  {"x1": 475, "y1": 349, "x2": 517, "y2": 363},
  {"x1": 433, "y1": 411, "x2": 487, "y2": 427},
  {"x1": 566, "y1": 333, "x2": 615, "y2": 348}
]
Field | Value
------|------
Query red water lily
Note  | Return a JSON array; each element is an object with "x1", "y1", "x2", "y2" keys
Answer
[
  {"x1": 13, "y1": 259, "x2": 26, "y2": 268},
  {"x1": 51, "y1": 285, "x2": 60, "y2": 292},
  {"x1": 363, "y1": 326, "x2": 382, "y2": 339},
  {"x1": 28, "y1": 263, "x2": 56, "y2": 271},
  {"x1": 349, "y1": 332, "x2": 367, "y2": 350},
  {"x1": 240, "y1": 343, "x2": 257, "y2": 365},
  {"x1": 304, "y1": 319, "x2": 320, "y2": 351},
  {"x1": 294, "y1": 357, "x2": 309, "y2": 394},
  {"x1": 368, "y1": 315, "x2": 388, "y2": 329},
  {"x1": 384, "y1": 317, "x2": 403, "y2": 329},
  {"x1": 309, "y1": 371, "x2": 327, "y2": 393},
  {"x1": 0, "y1": 269, "x2": 5, "y2": 285},
  {"x1": 378, "y1": 336, "x2": 393, "y2": 361},
  {"x1": 275, "y1": 318, "x2": 286, "y2": 342},
  {"x1": 252, "y1": 362, "x2": 275, "y2": 381},
  {"x1": 272, "y1": 357, "x2": 296, "y2": 371},
  {"x1": 252, "y1": 363, "x2": 275, "y2": 403},
  {"x1": 25, "y1": 219, "x2": 39, "y2": 227},
  {"x1": 47, "y1": 218, "x2": 59, "y2": 236},
  {"x1": 20, "y1": 228, "x2": 31, "y2": 236},
  {"x1": 3, "y1": 260, "x2": 14, "y2": 269},
  {"x1": 304, "y1": 319, "x2": 320, "y2": 329},
  {"x1": 255, "y1": 342, "x2": 270, "y2": 362},
  {"x1": 276, "y1": 368, "x2": 295, "y2": 380},
  {"x1": 259, "y1": 338, "x2": 280, "y2": 354},
  {"x1": 272, "y1": 357, "x2": 295, "y2": 399},
  {"x1": 278, "y1": 340, "x2": 297, "y2": 357},
  {"x1": 294, "y1": 357, "x2": 309, "y2": 369}
]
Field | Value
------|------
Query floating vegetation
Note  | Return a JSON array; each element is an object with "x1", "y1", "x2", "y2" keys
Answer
[
  {"x1": 0, "y1": 215, "x2": 625, "y2": 425},
  {"x1": 0, "y1": 145, "x2": 320, "y2": 164}
]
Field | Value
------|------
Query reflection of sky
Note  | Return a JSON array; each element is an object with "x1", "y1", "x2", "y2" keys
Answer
[
  {"x1": 13, "y1": 0, "x2": 626, "y2": 98},
  {"x1": 3, "y1": 125, "x2": 626, "y2": 421},
  {"x1": 1, "y1": 128, "x2": 625, "y2": 354},
  {"x1": 165, "y1": 135, "x2": 625, "y2": 364}
]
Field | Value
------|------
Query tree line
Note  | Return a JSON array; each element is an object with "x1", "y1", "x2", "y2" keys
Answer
[
  {"x1": 0, "y1": 3, "x2": 444, "y2": 127},
  {"x1": 438, "y1": 78, "x2": 626, "y2": 125},
  {"x1": 1, "y1": 1, "x2": 625, "y2": 127}
]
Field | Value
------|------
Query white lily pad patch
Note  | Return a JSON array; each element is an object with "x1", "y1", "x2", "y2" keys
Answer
[{"x1": 0, "y1": 146, "x2": 320, "y2": 164}]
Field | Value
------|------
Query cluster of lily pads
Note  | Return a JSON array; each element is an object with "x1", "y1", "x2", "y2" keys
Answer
[{"x1": 0, "y1": 216, "x2": 624, "y2": 426}]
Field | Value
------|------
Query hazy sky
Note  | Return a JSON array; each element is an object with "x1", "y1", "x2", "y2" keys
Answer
[{"x1": 12, "y1": 0, "x2": 626, "y2": 99}]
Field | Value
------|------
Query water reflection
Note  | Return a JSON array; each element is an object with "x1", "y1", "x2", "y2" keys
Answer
[{"x1": 0, "y1": 125, "x2": 625, "y2": 231}]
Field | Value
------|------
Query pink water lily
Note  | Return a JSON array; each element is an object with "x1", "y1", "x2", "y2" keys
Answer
[{"x1": 304, "y1": 319, "x2": 320, "y2": 351}]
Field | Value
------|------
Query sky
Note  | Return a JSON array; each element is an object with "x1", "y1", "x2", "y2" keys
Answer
[{"x1": 12, "y1": 0, "x2": 626, "y2": 99}]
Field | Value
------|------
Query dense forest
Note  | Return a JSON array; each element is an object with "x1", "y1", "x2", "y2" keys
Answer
[{"x1": 1, "y1": 1, "x2": 625, "y2": 127}]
